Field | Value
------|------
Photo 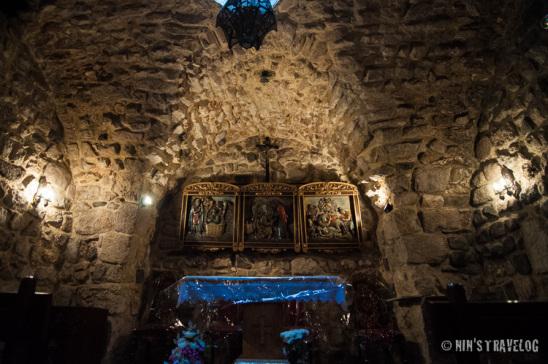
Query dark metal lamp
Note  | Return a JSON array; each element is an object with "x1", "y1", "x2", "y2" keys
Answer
[{"x1": 216, "y1": 0, "x2": 277, "y2": 50}]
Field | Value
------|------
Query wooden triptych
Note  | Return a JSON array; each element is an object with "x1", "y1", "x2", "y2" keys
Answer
[{"x1": 179, "y1": 182, "x2": 363, "y2": 252}]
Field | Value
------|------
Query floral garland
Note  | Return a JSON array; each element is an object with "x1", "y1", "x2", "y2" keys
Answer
[{"x1": 164, "y1": 322, "x2": 206, "y2": 364}]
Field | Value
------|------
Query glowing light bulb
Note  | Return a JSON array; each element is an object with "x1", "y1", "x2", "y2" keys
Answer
[
  {"x1": 366, "y1": 186, "x2": 390, "y2": 209},
  {"x1": 142, "y1": 194, "x2": 153, "y2": 207},
  {"x1": 22, "y1": 180, "x2": 39, "y2": 203},
  {"x1": 38, "y1": 186, "x2": 55, "y2": 201},
  {"x1": 492, "y1": 177, "x2": 508, "y2": 193}
]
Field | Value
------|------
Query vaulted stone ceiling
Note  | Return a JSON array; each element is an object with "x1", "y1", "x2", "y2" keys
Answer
[
  {"x1": 21, "y1": 0, "x2": 369, "y2": 193},
  {"x1": 18, "y1": 0, "x2": 499, "y2": 191}
]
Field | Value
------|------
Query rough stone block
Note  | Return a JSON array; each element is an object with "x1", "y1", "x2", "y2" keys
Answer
[
  {"x1": 75, "y1": 185, "x2": 102, "y2": 201},
  {"x1": 92, "y1": 263, "x2": 128, "y2": 283},
  {"x1": 79, "y1": 238, "x2": 98, "y2": 261},
  {"x1": 99, "y1": 232, "x2": 132, "y2": 264},
  {"x1": 385, "y1": 142, "x2": 420, "y2": 162},
  {"x1": 74, "y1": 209, "x2": 113, "y2": 235},
  {"x1": 291, "y1": 257, "x2": 323, "y2": 275},
  {"x1": 421, "y1": 209, "x2": 472, "y2": 232},
  {"x1": 65, "y1": 238, "x2": 80, "y2": 263},
  {"x1": 475, "y1": 136, "x2": 493, "y2": 159},
  {"x1": 111, "y1": 203, "x2": 138, "y2": 234},
  {"x1": 488, "y1": 221, "x2": 506, "y2": 238},
  {"x1": 447, "y1": 235, "x2": 469, "y2": 250},
  {"x1": 394, "y1": 192, "x2": 419, "y2": 206},
  {"x1": 0, "y1": 160, "x2": 24, "y2": 180},
  {"x1": 73, "y1": 261, "x2": 90, "y2": 283},
  {"x1": 211, "y1": 257, "x2": 231, "y2": 269},
  {"x1": 0, "y1": 207, "x2": 11, "y2": 226},
  {"x1": 44, "y1": 162, "x2": 71, "y2": 190},
  {"x1": 392, "y1": 207, "x2": 423, "y2": 234},
  {"x1": 75, "y1": 284, "x2": 138, "y2": 314},
  {"x1": 413, "y1": 167, "x2": 451, "y2": 193},
  {"x1": 381, "y1": 207, "x2": 422, "y2": 242},
  {"x1": 112, "y1": 172, "x2": 142, "y2": 202},
  {"x1": 471, "y1": 185, "x2": 493, "y2": 206},
  {"x1": 522, "y1": 218, "x2": 548, "y2": 273},
  {"x1": 444, "y1": 194, "x2": 469, "y2": 208},
  {"x1": 403, "y1": 234, "x2": 449, "y2": 265},
  {"x1": 421, "y1": 194, "x2": 444, "y2": 208}
]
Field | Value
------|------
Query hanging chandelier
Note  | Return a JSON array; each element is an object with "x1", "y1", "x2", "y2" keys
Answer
[{"x1": 216, "y1": 0, "x2": 277, "y2": 50}]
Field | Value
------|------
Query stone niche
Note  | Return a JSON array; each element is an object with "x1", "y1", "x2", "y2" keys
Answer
[
  {"x1": 149, "y1": 176, "x2": 380, "y2": 278},
  {"x1": 137, "y1": 177, "x2": 388, "y2": 363}
]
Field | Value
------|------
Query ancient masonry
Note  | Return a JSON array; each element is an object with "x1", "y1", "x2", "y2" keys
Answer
[{"x1": 0, "y1": 0, "x2": 546, "y2": 360}]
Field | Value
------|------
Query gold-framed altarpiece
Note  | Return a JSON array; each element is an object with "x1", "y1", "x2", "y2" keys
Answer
[
  {"x1": 298, "y1": 182, "x2": 364, "y2": 252},
  {"x1": 179, "y1": 182, "x2": 240, "y2": 251},
  {"x1": 240, "y1": 183, "x2": 299, "y2": 252},
  {"x1": 179, "y1": 182, "x2": 363, "y2": 252}
]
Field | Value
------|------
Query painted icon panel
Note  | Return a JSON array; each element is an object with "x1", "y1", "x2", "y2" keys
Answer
[
  {"x1": 240, "y1": 183, "x2": 299, "y2": 251},
  {"x1": 180, "y1": 183, "x2": 240, "y2": 250},
  {"x1": 302, "y1": 196, "x2": 357, "y2": 242},
  {"x1": 298, "y1": 182, "x2": 363, "y2": 251},
  {"x1": 243, "y1": 196, "x2": 294, "y2": 243},
  {"x1": 184, "y1": 195, "x2": 236, "y2": 242}
]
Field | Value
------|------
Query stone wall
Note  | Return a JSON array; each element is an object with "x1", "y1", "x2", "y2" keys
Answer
[
  {"x1": 0, "y1": 17, "x2": 72, "y2": 292},
  {"x1": 470, "y1": 0, "x2": 548, "y2": 300},
  {"x1": 0, "y1": 0, "x2": 546, "y2": 362}
]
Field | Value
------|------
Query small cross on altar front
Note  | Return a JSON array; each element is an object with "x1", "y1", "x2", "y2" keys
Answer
[{"x1": 256, "y1": 136, "x2": 279, "y2": 182}]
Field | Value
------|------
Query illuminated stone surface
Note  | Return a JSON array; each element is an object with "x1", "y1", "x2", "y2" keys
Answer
[{"x1": 0, "y1": 0, "x2": 546, "y2": 362}]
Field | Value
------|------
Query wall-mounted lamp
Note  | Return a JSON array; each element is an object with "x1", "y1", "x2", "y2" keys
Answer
[
  {"x1": 141, "y1": 194, "x2": 154, "y2": 207},
  {"x1": 22, "y1": 178, "x2": 58, "y2": 207},
  {"x1": 360, "y1": 176, "x2": 393, "y2": 213},
  {"x1": 491, "y1": 176, "x2": 513, "y2": 200},
  {"x1": 492, "y1": 177, "x2": 508, "y2": 193},
  {"x1": 22, "y1": 179, "x2": 39, "y2": 203},
  {"x1": 38, "y1": 186, "x2": 56, "y2": 202}
]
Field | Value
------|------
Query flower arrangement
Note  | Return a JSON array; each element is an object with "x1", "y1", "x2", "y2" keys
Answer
[
  {"x1": 280, "y1": 328, "x2": 310, "y2": 364},
  {"x1": 164, "y1": 322, "x2": 206, "y2": 364}
]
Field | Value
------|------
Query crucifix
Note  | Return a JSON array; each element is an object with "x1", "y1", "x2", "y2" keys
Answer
[{"x1": 256, "y1": 136, "x2": 279, "y2": 182}]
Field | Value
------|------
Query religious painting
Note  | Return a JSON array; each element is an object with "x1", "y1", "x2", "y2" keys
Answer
[
  {"x1": 240, "y1": 183, "x2": 299, "y2": 251},
  {"x1": 180, "y1": 183, "x2": 239, "y2": 250},
  {"x1": 298, "y1": 182, "x2": 363, "y2": 251}
]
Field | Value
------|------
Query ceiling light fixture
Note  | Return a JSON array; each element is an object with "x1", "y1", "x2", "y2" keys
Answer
[{"x1": 216, "y1": 0, "x2": 277, "y2": 50}]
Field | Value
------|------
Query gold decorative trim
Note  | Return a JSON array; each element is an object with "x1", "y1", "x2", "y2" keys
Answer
[
  {"x1": 184, "y1": 182, "x2": 240, "y2": 195},
  {"x1": 241, "y1": 183, "x2": 296, "y2": 195},
  {"x1": 176, "y1": 181, "x2": 364, "y2": 252},
  {"x1": 298, "y1": 182, "x2": 358, "y2": 195}
]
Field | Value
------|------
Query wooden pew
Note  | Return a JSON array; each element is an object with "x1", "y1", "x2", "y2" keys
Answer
[
  {"x1": 0, "y1": 278, "x2": 108, "y2": 364},
  {"x1": 423, "y1": 284, "x2": 548, "y2": 364}
]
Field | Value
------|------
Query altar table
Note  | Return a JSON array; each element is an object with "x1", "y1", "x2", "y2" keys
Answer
[
  {"x1": 176, "y1": 275, "x2": 347, "y2": 306},
  {"x1": 175, "y1": 276, "x2": 348, "y2": 361}
]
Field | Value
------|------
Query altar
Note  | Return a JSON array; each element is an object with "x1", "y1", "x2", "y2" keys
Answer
[{"x1": 174, "y1": 276, "x2": 348, "y2": 362}]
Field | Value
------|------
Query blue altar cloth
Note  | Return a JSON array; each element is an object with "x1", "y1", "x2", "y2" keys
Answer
[{"x1": 177, "y1": 276, "x2": 347, "y2": 306}]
